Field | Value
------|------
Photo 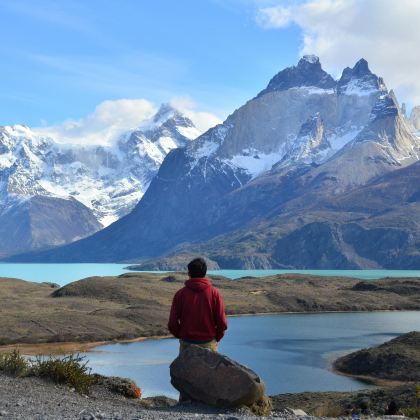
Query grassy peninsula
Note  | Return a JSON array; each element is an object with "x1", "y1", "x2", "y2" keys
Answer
[{"x1": 0, "y1": 272, "x2": 418, "y2": 351}]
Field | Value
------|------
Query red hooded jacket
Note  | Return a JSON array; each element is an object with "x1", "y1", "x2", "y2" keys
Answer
[{"x1": 167, "y1": 277, "x2": 228, "y2": 342}]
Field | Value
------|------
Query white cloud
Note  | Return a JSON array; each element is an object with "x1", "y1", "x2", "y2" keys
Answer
[
  {"x1": 169, "y1": 97, "x2": 222, "y2": 132},
  {"x1": 256, "y1": 0, "x2": 420, "y2": 107},
  {"x1": 256, "y1": 5, "x2": 292, "y2": 28},
  {"x1": 35, "y1": 99, "x2": 157, "y2": 146},
  {"x1": 34, "y1": 98, "x2": 221, "y2": 146}
]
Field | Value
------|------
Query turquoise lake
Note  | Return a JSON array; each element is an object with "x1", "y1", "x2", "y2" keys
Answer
[
  {"x1": 0, "y1": 263, "x2": 419, "y2": 285},
  {"x1": 83, "y1": 311, "x2": 420, "y2": 398}
]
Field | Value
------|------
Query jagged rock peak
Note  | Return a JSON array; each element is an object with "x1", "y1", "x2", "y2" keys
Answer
[
  {"x1": 296, "y1": 113, "x2": 330, "y2": 153},
  {"x1": 260, "y1": 55, "x2": 336, "y2": 95},
  {"x1": 352, "y1": 58, "x2": 371, "y2": 76},
  {"x1": 150, "y1": 103, "x2": 196, "y2": 132},
  {"x1": 338, "y1": 58, "x2": 387, "y2": 96},
  {"x1": 153, "y1": 103, "x2": 181, "y2": 123},
  {"x1": 410, "y1": 105, "x2": 420, "y2": 130},
  {"x1": 275, "y1": 113, "x2": 330, "y2": 170},
  {"x1": 300, "y1": 54, "x2": 319, "y2": 64}
]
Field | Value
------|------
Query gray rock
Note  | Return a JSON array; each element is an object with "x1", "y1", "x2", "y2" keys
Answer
[
  {"x1": 170, "y1": 345, "x2": 265, "y2": 408},
  {"x1": 78, "y1": 409, "x2": 97, "y2": 420},
  {"x1": 285, "y1": 408, "x2": 308, "y2": 416}
]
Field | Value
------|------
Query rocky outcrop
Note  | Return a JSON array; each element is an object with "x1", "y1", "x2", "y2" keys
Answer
[
  {"x1": 271, "y1": 384, "x2": 417, "y2": 416},
  {"x1": 260, "y1": 55, "x2": 336, "y2": 95},
  {"x1": 337, "y1": 58, "x2": 386, "y2": 96},
  {"x1": 170, "y1": 345, "x2": 267, "y2": 409},
  {"x1": 334, "y1": 331, "x2": 420, "y2": 381}
]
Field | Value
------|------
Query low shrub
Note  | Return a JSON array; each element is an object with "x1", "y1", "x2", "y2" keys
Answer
[
  {"x1": 0, "y1": 349, "x2": 29, "y2": 377},
  {"x1": 33, "y1": 353, "x2": 97, "y2": 394},
  {"x1": 98, "y1": 375, "x2": 142, "y2": 398},
  {"x1": 0, "y1": 350, "x2": 97, "y2": 394},
  {"x1": 249, "y1": 395, "x2": 272, "y2": 416}
]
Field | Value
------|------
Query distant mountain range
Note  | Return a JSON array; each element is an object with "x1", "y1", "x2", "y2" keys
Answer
[
  {"x1": 0, "y1": 105, "x2": 200, "y2": 257},
  {"x1": 5, "y1": 56, "x2": 420, "y2": 268}
]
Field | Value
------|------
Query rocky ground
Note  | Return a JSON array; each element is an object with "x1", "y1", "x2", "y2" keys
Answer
[
  {"x1": 0, "y1": 373, "x2": 416, "y2": 419},
  {"x1": 271, "y1": 385, "x2": 418, "y2": 417},
  {"x1": 0, "y1": 273, "x2": 419, "y2": 350}
]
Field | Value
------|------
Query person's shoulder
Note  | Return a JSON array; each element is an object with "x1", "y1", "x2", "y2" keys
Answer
[
  {"x1": 210, "y1": 284, "x2": 222, "y2": 296},
  {"x1": 177, "y1": 284, "x2": 189, "y2": 292},
  {"x1": 174, "y1": 286, "x2": 188, "y2": 297}
]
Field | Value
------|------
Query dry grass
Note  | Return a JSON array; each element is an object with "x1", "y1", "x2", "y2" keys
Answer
[{"x1": 312, "y1": 403, "x2": 344, "y2": 417}]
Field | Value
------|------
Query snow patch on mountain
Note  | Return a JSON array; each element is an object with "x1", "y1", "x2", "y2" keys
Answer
[
  {"x1": 227, "y1": 147, "x2": 288, "y2": 178},
  {"x1": 341, "y1": 79, "x2": 378, "y2": 96},
  {"x1": 294, "y1": 86, "x2": 335, "y2": 95},
  {"x1": 301, "y1": 54, "x2": 319, "y2": 64},
  {"x1": 329, "y1": 128, "x2": 362, "y2": 151}
]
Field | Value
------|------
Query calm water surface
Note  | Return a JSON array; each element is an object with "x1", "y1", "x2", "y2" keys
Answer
[
  {"x1": 83, "y1": 311, "x2": 420, "y2": 398},
  {"x1": 0, "y1": 263, "x2": 419, "y2": 285}
]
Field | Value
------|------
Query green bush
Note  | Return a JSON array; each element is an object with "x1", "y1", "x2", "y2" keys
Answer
[
  {"x1": 0, "y1": 350, "x2": 96, "y2": 394},
  {"x1": 0, "y1": 349, "x2": 29, "y2": 377},
  {"x1": 33, "y1": 353, "x2": 97, "y2": 394}
]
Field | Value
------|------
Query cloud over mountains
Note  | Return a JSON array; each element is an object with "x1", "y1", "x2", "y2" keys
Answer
[
  {"x1": 257, "y1": 0, "x2": 420, "y2": 107},
  {"x1": 34, "y1": 98, "x2": 221, "y2": 146}
]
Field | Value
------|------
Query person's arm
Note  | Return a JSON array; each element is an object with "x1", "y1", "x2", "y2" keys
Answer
[
  {"x1": 167, "y1": 292, "x2": 181, "y2": 338},
  {"x1": 213, "y1": 289, "x2": 228, "y2": 342}
]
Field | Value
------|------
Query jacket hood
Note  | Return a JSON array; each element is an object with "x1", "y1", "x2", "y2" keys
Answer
[{"x1": 185, "y1": 277, "x2": 212, "y2": 292}]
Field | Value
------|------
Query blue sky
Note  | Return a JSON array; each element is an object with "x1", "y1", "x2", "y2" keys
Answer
[
  {"x1": 0, "y1": 0, "x2": 302, "y2": 127},
  {"x1": 1, "y1": 0, "x2": 419, "y2": 141}
]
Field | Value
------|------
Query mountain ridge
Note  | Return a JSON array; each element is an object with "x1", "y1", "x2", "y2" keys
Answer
[{"x1": 6, "y1": 56, "x2": 420, "y2": 267}]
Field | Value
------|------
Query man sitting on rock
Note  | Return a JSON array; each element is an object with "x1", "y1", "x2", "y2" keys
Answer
[{"x1": 168, "y1": 257, "x2": 227, "y2": 352}]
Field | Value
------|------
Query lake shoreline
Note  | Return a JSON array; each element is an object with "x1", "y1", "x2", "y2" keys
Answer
[
  {"x1": 0, "y1": 272, "x2": 418, "y2": 349},
  {"x1": 1, "y1": 308, "x2": 419, "y2": 356}
]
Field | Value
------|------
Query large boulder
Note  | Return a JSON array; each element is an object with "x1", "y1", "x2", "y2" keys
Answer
[{"x1": 170, "y1": 345, "x2": 266, "y2": 408}]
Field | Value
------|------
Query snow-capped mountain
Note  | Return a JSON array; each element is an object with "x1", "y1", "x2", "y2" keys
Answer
[
  {"x1": 7, "y1": 57, "x2": 420, "y2": 268},
  {"x1": 0, "y1": 104, "x2": 201, "y2": 256},
  {"x1": 0, "y1": 104, "x2": 200, "y2": 226}
]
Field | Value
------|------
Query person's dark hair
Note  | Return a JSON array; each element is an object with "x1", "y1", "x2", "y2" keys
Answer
[{"x1": 187, "y1": 257, "x2": 207, "y2": 278}]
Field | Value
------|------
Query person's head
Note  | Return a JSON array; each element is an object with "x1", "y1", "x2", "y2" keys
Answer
[{"x1": 187, "y1": 257, "x2": 207, "y2": 278}]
